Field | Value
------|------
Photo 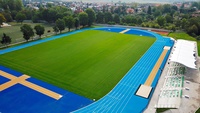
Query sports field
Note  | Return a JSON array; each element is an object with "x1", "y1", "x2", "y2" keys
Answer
[{"x1": 0, "y1": 30, "x2": 155, "y2": 99}]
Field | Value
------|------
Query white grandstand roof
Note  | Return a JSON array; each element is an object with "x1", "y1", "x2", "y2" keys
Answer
[{"x1": 170, "y1": 39, "x2": 197, "y2": 69}]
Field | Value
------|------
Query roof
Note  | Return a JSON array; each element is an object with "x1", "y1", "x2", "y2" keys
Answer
[{"x1": 170, "y1": 39, "x2": 197, "y2": 69}]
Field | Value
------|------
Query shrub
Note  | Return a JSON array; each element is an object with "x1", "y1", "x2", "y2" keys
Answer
[{"x1": 108, "y1": 21, "x2": 115, "y2": 25}]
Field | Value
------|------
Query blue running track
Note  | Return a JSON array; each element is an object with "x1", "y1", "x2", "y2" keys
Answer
[
  {"x1": 0, "y1": 66, "x2": 93, "y2": 113},
  {"x1": 72, "y1": 27, "x2": 174, "y2": 113},
  {"x1": 0, "y1": 27, "x2": 174, "y2": 113},
  {"x1": 0, "y1": 28, "x2": 90, "y2": 55}
]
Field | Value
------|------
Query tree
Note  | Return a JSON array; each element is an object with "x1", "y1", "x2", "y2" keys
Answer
[
  {"x1": 32, "y1": 12, "x2": 41, "y2": 23},
  {"x1": 157, "y1": 16, "x2": 166, "y2": 27},
  {"x1": 85, "y1": 8, "x2": 96, "y2": 26},
  {"x1": 0, "y1": 0, "x2": 23, "y2": 11},
  {"x1": 0, "y1": 13, "x2": 6, "y2": 27},
  {"x1": 114, "y1": 7, "x2": 121, "y2": 14},
  {"x1": 104, "y1": 12, "x2": 113, "y2": 23},
  {"x1": 63, "y1": 16, "x2": 75, "y2": 31},
  {"x1": 168, "y1": 25, "x2": 176, "y2": 32},
  {"x1": 41, "y1": 8, "x2": 57, "y2": 23},
  {"x1": 79, "y1": 12, "x2": 88, "y2": 27},
  {"x1": 53, "y1": 26, "x2": 59, "y2": 34},
  {"x1": 15, "y1": 12, "x2": 26, "y2": 24},
  {"x1": 96, "y1": 12, "x2": 104, "y2": 23},
  {"x1": 181, "y1": 18, "x2": 188, "y2": 29},
  {"x1": 153, "y1": 10, "x2": 161, "y2": 17},
  {"x1": 13, "y1": 0, "x2": 23, "y2": 11},
  {"x1": 170, "y1": 9, "x2": 176, "y2": 16},
  {"x1": 20, "y1": 24, "x2": 34, "y2": 41},
  {"x1": 11, "y1": 10, "x2": 18, "y2": 20},
  {"x1": 40, "y1": 6, "x2": 72, "y2": 23},
  {"x1": 137, "y1": 18, "x2": 143, "y2": 25},
  {"x1": 174, "y1": 19, "x2": 181, "y2": 29},
  {"x1": 188, "y1": 17, "x2": 200, "y2": 35},
  {"x1": 55, "y1": 18, "x2": 65, "y2": 33},
  {"x1": 48, "y1": 8, "x2": 58, "y2": 22},
  {"x1": 124, "y1": 15, "x2": 132, "y2": 24},
  {"x1": 41, "y1": 9, "x2": 50, "y2": 22},
  {"x1": 1, "y1": 33, "x2": 11, "y2": 47},
  {"x1": 147, "y1": 15, "x2": 154, "y2": 21},
  {"x1": 171, "y1": 25, "x2": 176, "y2": 32},
  {"x1": 20, "y1": 9, "x2": 33, "y2": 20},
  {"x1": 74, "y1": 17, "x2": 80, "y2": 30},
  {"x1": 2, "y1": 12, "x2": 13, "y2": 22},
  {"x1": 162, "y1": 4, "x2": 171, "y2": 14},
  {"x1": 34, "y1": 25, "x2": 45, "y2": 38},
  {"x1": 192, "y1": 2, "x2": 199, "y2": 8},
  {"x1": 147, "y1": 6, "x2": 152, "y2": 15},
  {"x1": 131, "y1": 16, "x2": 137, "y2": 24},
  {"x1": 187, "y1": 25, "x2": 198, "y2": 36},
  {"x1": 198, "y1": 2, "x2": 200, "y2": 9},
  {"x1": 165, "y1": 14, "x2": 173, "y2": 23},
  {"x1": 171, "y1": 5, "x2": 178, "y2": 11},
  {"x1": 113, "y1": 14, "x2": 120, "y2": 24}
]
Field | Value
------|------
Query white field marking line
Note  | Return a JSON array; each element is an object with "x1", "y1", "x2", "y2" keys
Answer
[
  {"x1": 74, "y1": 45, "x2": 149, "y2": 112},
  {"x1": 105, "y1": 49, "x2": 157, "y2": 113},
  {"x1": 95, "y1": 97, "x2": 120, "y2": 112},
  {"x1": 92, "y1": 39, "x2": 156, "y2": 109},
  {"x1": 90, "y1": 66, "x2": 141, "y2": 111},
  {"x1": 106, "y1": 80, "x2": 141, "y2": 112},
  {"x1": 116, "y1": 41, "x2": 170, "y2": 112},
  {"x1": 108, "y1": 68, "x2": 148, "y2": 113},
  {"x1": 104, "y1": 44, "x2": 160, "y2": 112},
  {"x1": 74, "y1": 31, "x2": 139, "y2": 112},
  {"x1": 114, "y1": 68, "x2": 155, "y2": 112},
  {"x1": 114, "y1": 43, "x2": 166, "y2": 113},
  {"x1": 96, "y1": 91, "x2": 125, "y2": 112},
  {"x1": 92, "y1": 91, "x2": 121, "y2": 111},
  {"x1": 97, "y1": 87, "x2": 132, "y2": 112},
  {"x1": 73, "y1": 40, "x2": 166, "y2": 112},
  {"x1": 91, "y1": 65, "x2": 142, "y2": 111},
  {"x1": 110, "y1": 61, "x2": 154, "y2": 112},
  {"x1": 111, "y1": 43, "x2": 164, "y2": 112},
  {"x1": 75, "y1": 53, "x2": 147, "y2": 112}
]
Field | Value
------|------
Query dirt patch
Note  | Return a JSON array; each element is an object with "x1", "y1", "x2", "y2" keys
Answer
[{"x1": 151, "y1": 30, "x2": 169, "y2": 36}]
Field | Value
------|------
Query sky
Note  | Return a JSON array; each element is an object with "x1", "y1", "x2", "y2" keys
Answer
[{"x1": 61, "y1": 0, "x2": 199, "y2": 3}]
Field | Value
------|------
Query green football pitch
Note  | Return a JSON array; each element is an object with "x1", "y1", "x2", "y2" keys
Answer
[{"x1": 0, "y1": 30, "x2": 155, "y2": 99}]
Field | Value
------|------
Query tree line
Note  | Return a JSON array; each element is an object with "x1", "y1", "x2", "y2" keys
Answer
[
  {"x1": 1, "y1": 1, "x2": 200, "y2": 43},
  {"x1": 1, "y1": 24, "x2": 45, "y2": 46}
]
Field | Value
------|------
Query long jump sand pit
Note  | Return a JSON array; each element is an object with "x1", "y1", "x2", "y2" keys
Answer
[
  {"x1": 136, "y1": 85, "x2": 152, "y2": 98},
  {"x1": 136, "y1": 46, "x2": 170, "y2": 98},
  {"x1": 0, "y1": 70, "x2": 62, "y2": 100}
]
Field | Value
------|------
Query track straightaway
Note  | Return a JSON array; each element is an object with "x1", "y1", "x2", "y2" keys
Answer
[{"x1": 72, "y1": 27, "x2": 174, "y2": 113}]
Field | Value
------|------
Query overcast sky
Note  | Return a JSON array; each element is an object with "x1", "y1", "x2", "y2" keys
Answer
[{"x1": 62, "y1": 0, "x2": 199, "y2": 3}]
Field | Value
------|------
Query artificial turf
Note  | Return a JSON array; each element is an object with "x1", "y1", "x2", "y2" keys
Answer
[{"x1": 0, "y1": 30, "x2": 155, "y2": 99}]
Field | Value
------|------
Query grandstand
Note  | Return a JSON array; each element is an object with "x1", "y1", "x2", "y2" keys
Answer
[
  {"x1": 156, "y1": 39, "x2": 197, "y2": 109},
  {"x1": 156, "y1": 62, "x2": 185, "y2": 108}
]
